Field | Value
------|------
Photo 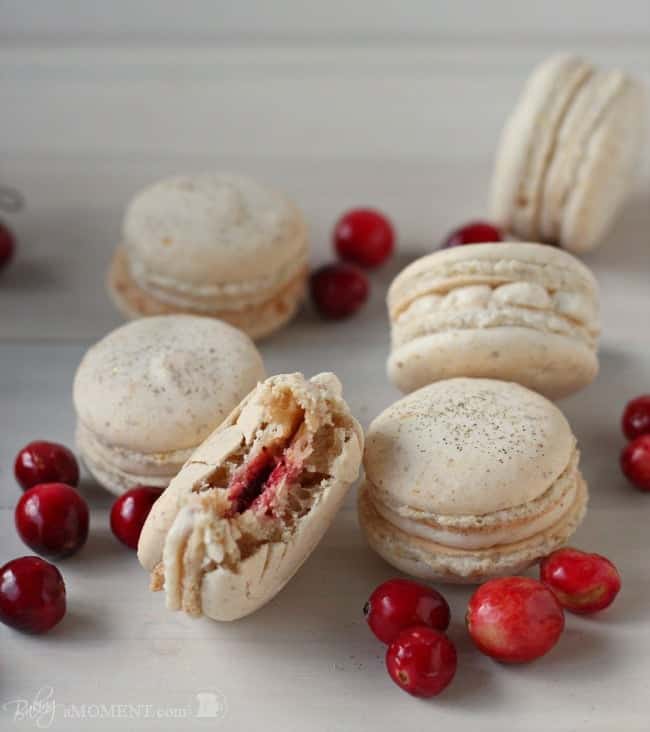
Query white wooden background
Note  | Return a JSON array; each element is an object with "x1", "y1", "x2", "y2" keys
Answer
[{"x1": 1, "y1": 2, "x2": 649, "y2": 730}]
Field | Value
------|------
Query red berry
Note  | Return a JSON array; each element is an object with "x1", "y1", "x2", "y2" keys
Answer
[
  {"x1": 14, "y1": 441, "x2": 80, "y2": 491},
  {"x1": 334, "y1": 208, "x2": 395, "y2": 268},
  {"x1": 15, "y1": 483, "x2": 89, "y2": 559},
  {"x1": 540, "y1": 548, "x2": 621, "y2": 615},
  {"x1": 0, "y1": 219, "x2": 15, "y2": 271},
  {"x1": 0, "y1": 556, "x2": 66, "y2": 634},
  {"x1": 466, "y1": 576, "x2": 564, "y2": 663},
  {"x1": 364, "y1": 578, "x2": 450, "y2": 644},
  {"x1": 622, "y1": 395, "x2": 650, "y2": 440},
  {"x1": 443, "y1": 220, "x2": 503, "y2": 248},
  {"x1": 620, "y1": 434, "x2": 650, "y2": 491},
  {"x1": 310, "y1": 263, "x2": 369, "y2": 319},
  {"x1": 110, "y1": 486, "x2": 163, "y2": 550},
  {"x1": 385, "y1": 626, "x2": 457, "y2": 698}
]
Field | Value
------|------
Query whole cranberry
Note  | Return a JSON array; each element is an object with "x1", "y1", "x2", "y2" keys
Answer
[
  {"x1": 0, "y1": 556, "x2": 66, "y2": 634},
  {"x1": 466, "y1": 576, "x2": 564, "y2": 663},
  {"x1": 0, "y1": 219, "x2": 15, "y2": 271},
  {"x1": 14, "y1": 440, "x2": 80, "y2": 491},
  {"x1": 622, "y1": 395, "x2": 650, "y2": 440},
  {"x1": 443, "y1": 220, "x2": 503, "y2": 248},
  {"x1": 620, "y1": 435, "x2": 650, "y2": 492},
  {"x1": 111, "y1": 486, "x2": 163, "y2": 550},
  {"x1": 386, "y1": 626, "x2": 457, "y2": 698},
  {"x1": 310, "y1": 263, "x2": 369, "y2": 319},
  {"x1": 334, "y1": 208, "x2": 395, "y2": 268},
  {"x1": 15, "y1": 483, "x2": 89, "y2": 558},
  {"x1": 364, "y1": 578, "x2": 450, "y2": 644},
  {"x1": 540, "y1": 548, "x2": 621, "y2": 615}
]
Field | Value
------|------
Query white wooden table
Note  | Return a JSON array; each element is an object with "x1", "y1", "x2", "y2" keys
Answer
[{"x1": 1, "y1": 3, "x2": 649, "y2": 730}]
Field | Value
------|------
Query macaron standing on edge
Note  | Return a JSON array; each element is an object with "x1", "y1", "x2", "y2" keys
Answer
[
  {"x1": 490, "y1": 53, "x2": 647, "y2": 253},
  {"x1": 387, "y1": 242, "x2": 600, "y2": 398},
  {"x1": 137, "y1": 372, "x2": 364, "y2": 621},
  {"x1": 358, "y1": 378, "x2": 588, "y2": 584},
  {"x1": 73, "y1": 315, "x2": 265, "y2": 495},
  {"x1": 108, "y1": 173, "x2": 310, "y2": 340}
]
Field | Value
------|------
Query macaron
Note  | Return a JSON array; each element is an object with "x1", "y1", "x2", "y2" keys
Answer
[
  {"x1": 73, "y1": 315, "x2": 265, "y2": 495},
  {"x1": 387, "y1": 242, "x2": 600, "y2": 399},
  {"x1": 358, "y1": 378, "x2": 587, "y2": 584},
  {"x1": 108, "y1": 173, "x2": 309, "y2": 340},
  {"x1": 137, "y1": 372, "x2": 363, "y2": 621},
  {"x1": 490, "y1": 53, "x2": 646, "y2": 253}
]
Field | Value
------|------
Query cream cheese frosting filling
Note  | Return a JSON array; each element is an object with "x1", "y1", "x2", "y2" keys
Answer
[{"x1": 366, "y1": 449, "x2": 580, "y2": 550}]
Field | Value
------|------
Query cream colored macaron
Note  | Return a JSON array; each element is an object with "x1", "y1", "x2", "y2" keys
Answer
[
  {"x1": 387, "y1": 242, "x2": 600, "y2": 398},
  {"x1": 490, "y1": 54, "x2": 646, "y2": 253},
  {"x1": 358, "y1": 378, "x2": 587, "y2": 584},
  {"x1": 73, "y1": 315, "x2": 265, "y2": 495},
  {"x1": 137, "y1": 372, "x2": 363, "y2": 622},
  {"x1": 108, "y1": 173, "x2": 309, "y2": 340}
]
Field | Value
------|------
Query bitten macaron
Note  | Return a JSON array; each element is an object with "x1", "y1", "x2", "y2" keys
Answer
[
  {"x1": 387, "y1": 242, "x2": 600, "y2": 398},
  {"x1": 108, "y1": 173, "x2": 309, "y2": 340},
  {"x1": 73, "y1": 315, "x2": 265, "y2": 495},
  {"x1": 138, "y1": 372, "x2": 363, "y2": 621},
  {"x1": 490, "y1": 53, "x2": 646, "y2": 253},
  {"x1": 358, "y1": 378, "x2": 587, "y2": 584}
]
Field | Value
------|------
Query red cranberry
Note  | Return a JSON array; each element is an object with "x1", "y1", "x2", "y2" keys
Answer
[
  {"x1": 14, "y1": 440, "x2": 80, "y2": 491},
  {"x1": 443, "y1": 220, "x2": 503, "y2": 248},
  {"x1": 466, "y1": 576, "x2": 564, "y2": 663},
  {"x1": 310, "y1": 263, "x2": 369, "y2": 319},
  {"x1": 622, "y1": 395, "x2": 650, "y2": 440},
  {"x1": 0, "y1": 556, "x2": 66, "y2": 634},
  {"x1": 540, "y1": 548, "x2": 621, "y2": 615},
  {"x1": 15, "y1": 483, "x2": 89, "y2": 559},
  {"x1": 364, "y1": 578, "x2": 450, "y2": 644},
  {"x1": 620, "y1": 435, "x2": 650, "y2": 492},
  {"x1": 386, "y1": 626, "x2": 457, "y2": 698},
  {"x1": 334, "y1": 208, "x2": 395, "y2": 268},
  {"x1": 110, "y1": 486, "x2": 163, "y2": 550},
  {"x1": 0, "y1": 219, "x2": 15, "y2": 271}
]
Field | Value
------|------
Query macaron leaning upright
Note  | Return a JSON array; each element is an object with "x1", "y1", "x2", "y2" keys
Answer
[
  {"x1": 358, "y1": 378, "x2": 588, "y2": 584},
  {"x1": 490, "y1": 53, "x2": 646, "y2": 253},
  {"x1": 138, "y1": 372, "x2": 363, "y2": 622},
  {"x1": 73, "y1": 315, "x2": 265, "y2": 495},
  {"x1": 108, "y1": 173, "x2": 309, "y2": 340},
  {"x1": 387, "y1": 242, "x2": 600, "y2": 399}
]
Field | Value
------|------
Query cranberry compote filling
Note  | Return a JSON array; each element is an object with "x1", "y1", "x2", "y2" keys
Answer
[{"x1": 227, "y1": 450, "x2": 277, "y2": 515}]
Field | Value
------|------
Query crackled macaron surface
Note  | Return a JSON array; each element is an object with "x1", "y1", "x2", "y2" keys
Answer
[
  {"x1": 138, "y1": 372, "x2": 363, "y2": 622},
  {"x1": 490, "y1": 53, "x2": 646, "y2": 253},
  {"x1": 359, "y1": 378, "x2": 587, "y2": 583},
  {"x1": 387, "y1": 242, "x2": 600, "y2": 398},
  {"x1": 73, "y1": 315, "x2": 265, "y2": 494},
  {"x1": 109, "y1": 173, "x2": 309, "y2": 339}
]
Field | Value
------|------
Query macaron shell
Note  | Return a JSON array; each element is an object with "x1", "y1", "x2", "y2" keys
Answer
[
  {"x1": 364, "y1": 378, "x2": 575, "y2": 515},
  {"x1": 358, "y1": 474, "x2": 588, "y2": 583},
  {"x1": 388, "y1": 326, "x2": 598, "y2": 399},
  {"x1": 108, "y1": 247, "x2": 307, "y2": 340},
  {"x1": 73, "y1": 315, "x2": 265, "y2": 454}
]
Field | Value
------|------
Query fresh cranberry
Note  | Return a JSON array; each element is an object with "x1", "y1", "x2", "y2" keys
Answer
[
  {"x1": 14, "y1": 441, "x2": 80, "y2": 491},
  {"x1": 0, "y1": 556, "x2": 66, "y2": 634},
  {"x1": 622, "y1": 395, "x2": 650, "y2": 440},
  {"x1": 0, "y1": 220, "x2": 15, "y2": 271},
  {"x1": 620, "y1": 435, "x2": 650, "y2": 491},
  {"x1": 110, "y1": 486, "x2": 164, "y2": 550},
  {"x1": 386, "y1": 626, "x2": 457, "y2": 698},
  {"x1": 466, "y1": 576, "x2": 564, "y2": 663},
  {"x1": 540, "y1": 548, "x2": 621, "y2": 615},
  {"x1": 443, "y1": 220, "x2": 503, "y2": 248},
  {"x1": 364, "y1": 578, "x2": 450, "y2": 644},
  {"x1": 15, "y1": 483, "x2": 89, "y2": 559},
  {"x1": 310, "y1": 263, "x2": 369, "y2": 319},
  {"x1": 334, "y1": 208, "x2": 395, "y2": 268}
]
